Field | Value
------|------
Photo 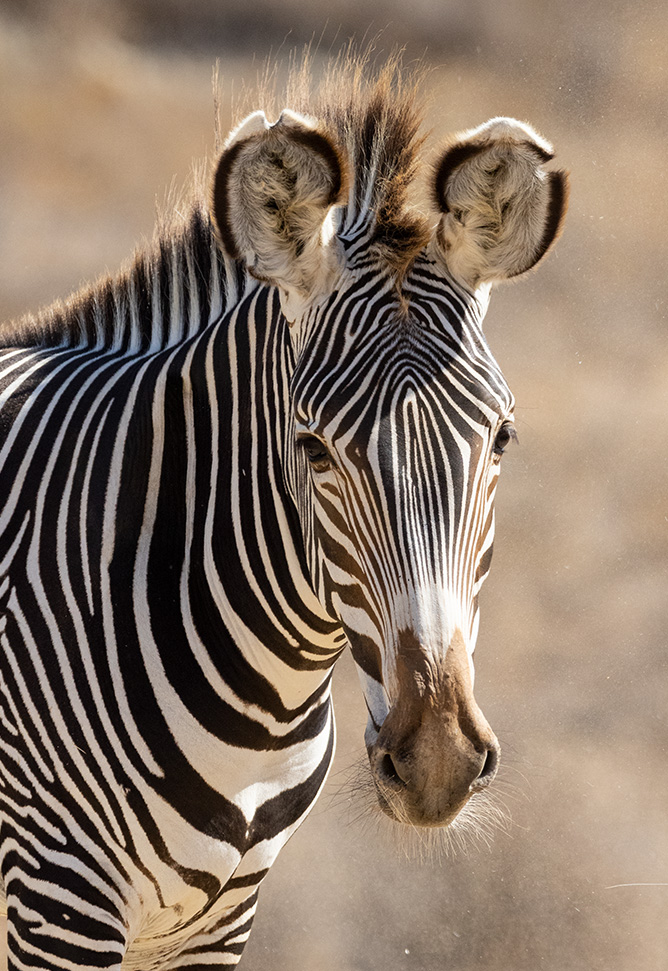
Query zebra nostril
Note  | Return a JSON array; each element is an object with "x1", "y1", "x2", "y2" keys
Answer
[
  {"x1": 378, "y1": 752, "x2": 407, "y2": 788},
  {"x1": 471, "y1": 743, "x2": 500, "y2": 790}
]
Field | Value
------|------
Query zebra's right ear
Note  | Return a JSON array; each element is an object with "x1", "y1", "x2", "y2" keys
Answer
[{"x1": 211, "y1": 110, "x2": 347, "y2": 320}]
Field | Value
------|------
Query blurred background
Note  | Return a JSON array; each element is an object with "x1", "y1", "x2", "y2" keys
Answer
[{"x1": 1, "y1": 1, "x2": 667, "y2": 969}]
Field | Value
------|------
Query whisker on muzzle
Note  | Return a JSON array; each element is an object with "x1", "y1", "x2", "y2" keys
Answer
[{"x1": 330, "y1": 753, "x2": 513, "y2": 864}]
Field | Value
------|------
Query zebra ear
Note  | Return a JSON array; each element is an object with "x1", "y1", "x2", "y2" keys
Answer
[
  {"x1": 432, "y1": 117, "x2": 569, "y2": 288},
  {"x1": 211, "y1": 109, "x2": 346, "y2": 318}
]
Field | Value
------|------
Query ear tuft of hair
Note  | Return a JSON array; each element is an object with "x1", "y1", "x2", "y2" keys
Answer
[
  {"x1": 210, "y1": 109, "x2": 347, "y2": 296},
  {"x1": 433, "y1": 117, "x2": 569, "y2": 288}
]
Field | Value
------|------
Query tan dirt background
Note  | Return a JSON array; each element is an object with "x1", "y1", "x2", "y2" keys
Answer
[{"x1": 1, "y1": 1, "x2": 667, "y2": 969}]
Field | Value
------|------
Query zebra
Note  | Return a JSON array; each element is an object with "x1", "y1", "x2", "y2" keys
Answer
[{"x1": 0, "y1": 55, "x2": 568, "y2": 970}]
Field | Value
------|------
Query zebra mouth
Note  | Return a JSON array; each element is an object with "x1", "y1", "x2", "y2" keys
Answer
[
  {"x1": 369, "y1": 752, "x2": 470, "y2": 828},
  {"x1": 366, "y1": 722, "x2": 498, "y2": 829},
  {"x1": 372, "y1": 773, "x2": 468, "y2": 828}
]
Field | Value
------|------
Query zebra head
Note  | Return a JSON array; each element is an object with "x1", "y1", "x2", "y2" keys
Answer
[{"x1": 212, "y1": 93, "x2": 568, "y2": 829}]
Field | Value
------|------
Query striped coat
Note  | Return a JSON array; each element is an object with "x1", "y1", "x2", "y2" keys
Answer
[{"x1": 0, "y1": 56, "x2": 567, "y2": 969}]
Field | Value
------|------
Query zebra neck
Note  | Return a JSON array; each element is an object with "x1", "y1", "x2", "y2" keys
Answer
[{"x1": 110, "y1": 281, "x2": 346, "y2": 717}]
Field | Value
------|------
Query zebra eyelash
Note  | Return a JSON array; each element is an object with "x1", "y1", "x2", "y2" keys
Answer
[
  {"x1": 297, "y1": 433, "x2": 335, "y2": 473},
  {"x1": 492, "y1": 421, "x2": 518, "y2": 457}
]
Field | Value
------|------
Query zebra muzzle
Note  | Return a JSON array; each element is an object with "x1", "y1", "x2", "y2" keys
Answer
[{"x1": 367, "y1": 631, "x2": 500, "y2": 827}]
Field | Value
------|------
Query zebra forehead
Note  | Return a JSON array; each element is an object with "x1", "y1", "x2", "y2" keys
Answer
[
  {"x1": 293, "y1": 298, "x2": 513, "y2": 426},
  {"x1": 294, "y1": 355, "x2": 512, "y2": 438}
]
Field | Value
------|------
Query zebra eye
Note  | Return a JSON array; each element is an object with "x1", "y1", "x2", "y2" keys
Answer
[
  {"x1": 298, "y1": 434, "x2": 333, "y2": 473},
  {"x1": 493, "y1": 422, "x2": 518, "y2": 456}
]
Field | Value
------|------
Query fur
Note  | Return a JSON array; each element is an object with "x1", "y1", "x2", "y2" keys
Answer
[
  {"x1": 432, "y1": 117, "x2": 570, "y2": 286},
  {"x1": 212, "y1": 49, "x2": 433, "y2": 293},
  {"x1": 211, "y1": 109, "x2": 347, "y2": 301}
]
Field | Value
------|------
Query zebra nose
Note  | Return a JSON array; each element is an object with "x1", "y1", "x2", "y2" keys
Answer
[
  {"x1": 369, "y1": 716, "x2": 500, "y2": 826},
  {"x1": 373, "y1": 732, "x2": 499, "y2": 793}
]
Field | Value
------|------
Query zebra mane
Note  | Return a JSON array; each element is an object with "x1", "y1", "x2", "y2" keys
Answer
[
  {"x1": 2, "y1": 198, "x2": 237, "y2": 352},
  {"x1": 248, "y1": 48, "x2": 433, "y2": 269},
  {"x1": 3, "y1": 49, "x2": 431, "y2": 350}
]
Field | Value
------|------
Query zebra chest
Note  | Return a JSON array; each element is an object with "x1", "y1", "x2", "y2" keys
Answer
[
  {"x1": 0, "y1": 688, "x2": 335, "y2": 965},
  {"x1": 121, "y1": 720, "x2": 335, "y2": 963}
]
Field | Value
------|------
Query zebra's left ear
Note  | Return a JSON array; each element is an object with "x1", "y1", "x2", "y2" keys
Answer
[
  {"x1": 211, "y1": 109, "x2": 347, "y2": 320},
  {"x1": 431, "y1": 117, "x2": 569, "y2": 288}
]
